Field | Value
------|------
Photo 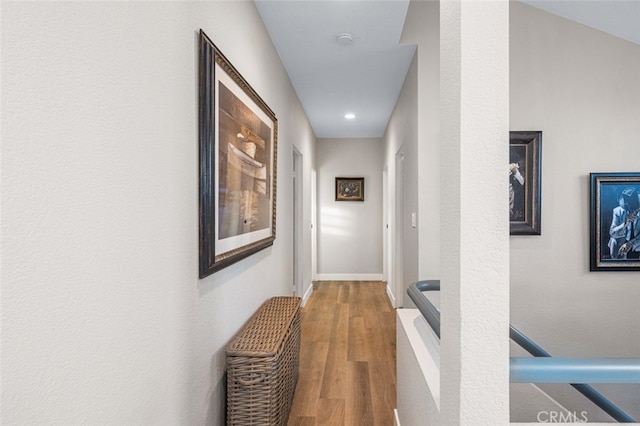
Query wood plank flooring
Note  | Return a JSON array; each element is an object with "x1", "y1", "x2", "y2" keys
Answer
[{"x1": 288, "y1": 281, "x2": 397, "y2": 426}]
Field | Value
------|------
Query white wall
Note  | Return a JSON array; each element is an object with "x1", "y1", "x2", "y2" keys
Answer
[
  {"x1": 316, "y1": 138, "x2": 383, "y2": 280},
  {"x1": 1, "y1": 2, "x2": 315, "y2": 424},
  {"x1": 396, "y1": 309, "x2": 441, "y2": 426},
  {"x1": 384, "y1": 0, "x2": 440, "y2": 309},
  {"x1": 382, "y1": 54, "x2": 419, "y2": 307},
  {"x1": 439, "y1": 1, "x2": 511, "y2": 422},
  {"x1": 510, "y1": 2, "x2": 640, "y2": 420},
  {"x1": 400, "y1": 0, "x2": 441, "y2": 283}
]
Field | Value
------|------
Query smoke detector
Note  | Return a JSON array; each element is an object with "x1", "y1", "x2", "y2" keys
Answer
[{"x1": 336, "y1": 33, "x2": 353, "y2": 46}]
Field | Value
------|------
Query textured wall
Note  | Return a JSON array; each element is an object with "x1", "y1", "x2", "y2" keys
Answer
[
  {"x1": 439, "y1": 0, "x2": 511, "y2": 423},
  {"x1": 1, "y1": 2, "x2": 315, "y2": 423}
]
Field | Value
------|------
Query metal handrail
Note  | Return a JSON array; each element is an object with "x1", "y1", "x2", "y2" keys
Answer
[
  {"x1": 510, "y1": 358, "x2": 640, "y2": 383},
  {"x1": 407, "y1": 280, "x2": 638, "y2": 423}
]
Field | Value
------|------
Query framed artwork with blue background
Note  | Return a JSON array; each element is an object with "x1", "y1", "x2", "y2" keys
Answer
[{"x1": 590, "y1": 172, "x2": 640, "y2": 271}]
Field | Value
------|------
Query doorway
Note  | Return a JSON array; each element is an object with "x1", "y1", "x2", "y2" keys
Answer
[
  {"x1": 383, "y1": 166, "x2": 394, "y2": 306},
  {"x1": 293, "y1": 148, "x2": 304, "y2": 297},
  {"x1": 311, "y1": 169, "x2": 317, "y2": 284},
  {"x1": 394, "y1": 148, "x2": 405, "y2": 308}
]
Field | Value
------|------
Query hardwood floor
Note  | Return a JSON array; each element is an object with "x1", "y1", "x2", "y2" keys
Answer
[{"x1": 288, "y1": 281, "x2": 397, "y2": 426}]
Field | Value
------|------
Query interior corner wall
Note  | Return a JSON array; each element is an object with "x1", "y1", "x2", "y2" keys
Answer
[
  {"x1": 316, "y1": 138, "x2": 383, "y2": 279},
  {"x1": 1, "y1": 2, "x2": 316, "y2": 424},
  {"x1": 510, "y1": 2, "x2": 640, "y2": 419}
]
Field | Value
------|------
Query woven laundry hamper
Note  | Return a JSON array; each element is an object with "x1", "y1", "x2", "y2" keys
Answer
[{"x1": 226, "y1": 296, "x2": 301, "y2": 426}]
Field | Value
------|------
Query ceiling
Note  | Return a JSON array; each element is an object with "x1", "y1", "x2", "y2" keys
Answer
[
  {"x1": 256, "y1": 0, "x2": 640, "y2": 140},
  {"x1": 522, "y1": 0, "x2": 640, "y2": 47},
  {"x1": 255, "y1": 0, "x2": 416, "y2": 139}
]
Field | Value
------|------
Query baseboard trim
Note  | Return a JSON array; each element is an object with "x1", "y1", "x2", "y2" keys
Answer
[
  {"x1": 386, "y1": 283, "x2": 397, "y2": 308},
  {"x1": 301, "y1": 283, "x2": 313, "y2": 307},
  {"x1": 315, "y1": 273, "x2": 383, "y2": 281}
]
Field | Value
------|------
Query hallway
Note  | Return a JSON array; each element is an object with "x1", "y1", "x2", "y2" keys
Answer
[{"x1": 288, "y1": 281, "x2": 396, "y2": 426}]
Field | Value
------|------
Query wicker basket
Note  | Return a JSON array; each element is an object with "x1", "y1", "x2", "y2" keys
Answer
[{"x1": 226, "y1": 296, "x2": 301, "y2": 425}]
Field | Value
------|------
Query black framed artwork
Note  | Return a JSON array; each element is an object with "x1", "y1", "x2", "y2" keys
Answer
[
  {"x1": 335, "y1": 177, "x2": 364, "y2": 201},
  {"x1": 590, "y1": 173, "x2": 640, "y2": 271},
  {"x1": 510, "y1": 131, "x2": 542, "y2": 235},
  {"x1": 199, "y1": 30, "x2": 278, "y2": 278}
]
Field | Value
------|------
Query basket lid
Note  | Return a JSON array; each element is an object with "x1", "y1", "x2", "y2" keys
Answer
[{"x1": 226, "y1": 296, "x2": 301, "y2": 357}]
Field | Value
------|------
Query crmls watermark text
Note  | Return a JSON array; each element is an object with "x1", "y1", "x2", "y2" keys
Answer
[{"x1": 537, "y1": 411, "x2": 588, "y2": 423}]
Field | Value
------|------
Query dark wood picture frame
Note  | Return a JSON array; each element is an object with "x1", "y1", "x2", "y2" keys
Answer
[
  {"x1": 590, "y1": 173, "x2": 640, "y2": 271},
  {"x1": 510, "y1": 131, "x2": 542, "y2": 235},
  {"x1": 199, "y1": 30, "x2": 278, "y2": 278},
  {"x1": 335, "y1": 177, "x2": 364, "y2": 201}
]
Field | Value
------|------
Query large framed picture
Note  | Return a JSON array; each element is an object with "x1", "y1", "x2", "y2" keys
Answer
[
  {"x1": 590, "y1": 173, "x2": 640, "y2": 271},
  {"x1": 335, "y1": 177, "x2": 364, "y2": 201},
  {"x1": 199, "y1": 30, "x2": 278, "y2": 278},
  {"x1": 510, "y1": 131, "x2": 542, "y2": 235}
]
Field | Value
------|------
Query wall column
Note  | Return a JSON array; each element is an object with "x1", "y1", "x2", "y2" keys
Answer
[{"x1": 439, "y1": 0, "x2": 510, "y2": 424}]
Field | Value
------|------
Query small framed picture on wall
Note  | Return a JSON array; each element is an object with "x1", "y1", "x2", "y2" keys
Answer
[
  {"x1": 510, "y1": 131, "x2": 542, "y2": 235},
  {"x1": 335, "y1": 177, "x2": 364, "y2": 201}
]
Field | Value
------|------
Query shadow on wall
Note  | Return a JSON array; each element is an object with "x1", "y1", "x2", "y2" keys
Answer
[{"x1": 205, "y1": 354, "x2": 227, "y2": 425}]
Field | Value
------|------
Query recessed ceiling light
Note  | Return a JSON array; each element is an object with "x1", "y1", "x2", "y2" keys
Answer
[
  {"x1": 336, "y1": 33, "x2": 353, "y2": 46},
  {"x1": 344, "y1": 113, "x2": 356, "y2": 120}
]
